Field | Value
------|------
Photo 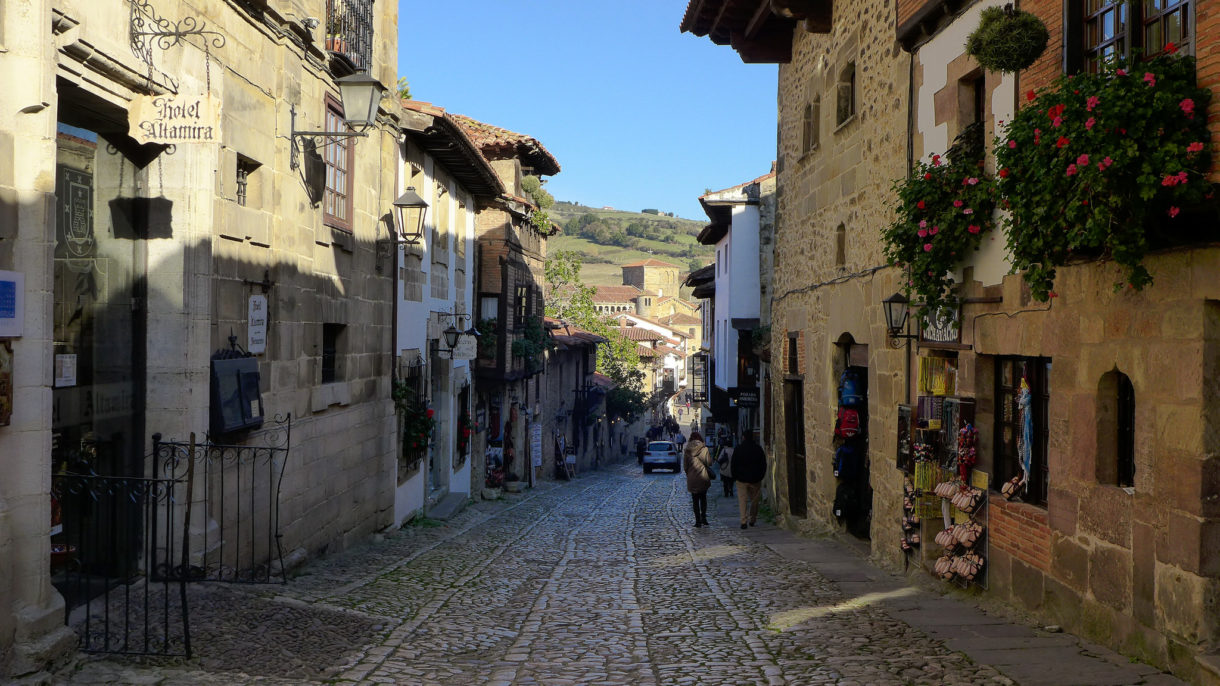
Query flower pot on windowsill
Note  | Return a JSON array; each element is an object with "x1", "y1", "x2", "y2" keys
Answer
[{"x1": 325, "y1": 37, "x2": 347, "y2": 54}]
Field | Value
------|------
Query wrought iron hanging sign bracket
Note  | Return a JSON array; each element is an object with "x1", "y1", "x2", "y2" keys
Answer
[{"x1": 129, "y1": 0, "x2": 226, "y2": 92}]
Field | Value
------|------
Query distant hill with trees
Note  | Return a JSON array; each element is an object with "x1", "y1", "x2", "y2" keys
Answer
[{"x1": 547, "y1": 200, "x2": 714, "y2": 287}]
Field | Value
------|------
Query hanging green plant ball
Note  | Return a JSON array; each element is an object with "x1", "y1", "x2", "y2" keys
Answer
[{"x1": 965, "y1": 6, "x2": 1049, "y2": 73}]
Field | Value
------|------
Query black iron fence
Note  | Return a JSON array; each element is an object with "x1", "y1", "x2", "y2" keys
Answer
[
  {"x1": 153, "y1": 414, "x2": 291, "y2": 584},
  {"x1": 51, "y1": 472, "x2": 191, "y2": 657},
  {"x1": 325, "y1": 0, "x2": 373, "y2": 71}
]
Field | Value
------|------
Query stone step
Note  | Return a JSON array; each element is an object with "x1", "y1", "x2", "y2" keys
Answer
[{"x1": 427, "y1": 492, "x2": 469, "y2": 521}]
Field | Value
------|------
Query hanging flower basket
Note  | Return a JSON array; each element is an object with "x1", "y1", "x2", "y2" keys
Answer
[
  {"x1": 965, "y1": 6, "x2": 1049, "y2": 73},
  {"x1": 883, "y1": 131, "x2": 999, "y2": 317},
  {"x1": 995, "y1": 50, "x2": 1214, "y2": 299}
]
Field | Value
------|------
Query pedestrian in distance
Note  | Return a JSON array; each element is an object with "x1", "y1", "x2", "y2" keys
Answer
[
  {"x1": 675, "y1": 431, "x2": 686, "y2": 451},
  {"x1": 682, "y1": 431, "x2": 714, "y2": 528},
  {"x1": 636, "y1": 437, "x2": 646, "y2": 465},
  {"x1": 716, "y1": 436, "x2": 736, "y2": 497},
  {"x1": 731, "y1": 430, "x2": 767, "y2": 529}
]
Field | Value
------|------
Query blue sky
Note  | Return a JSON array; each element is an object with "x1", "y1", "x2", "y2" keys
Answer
[{"x1": 397, "y1": 1, "x2": 778, "y2": 221}]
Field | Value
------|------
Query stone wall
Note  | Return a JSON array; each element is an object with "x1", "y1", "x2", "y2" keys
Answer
[
  {"x1": 770, "y1": 0, "x2": 910, "y2": 556},
  {"x1": 0, "y1": 0, "x2": 402, "y2": 676}
]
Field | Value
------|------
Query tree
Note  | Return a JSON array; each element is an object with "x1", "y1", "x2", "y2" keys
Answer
[
  {"x1": 543, "y1": 251, "x2": 647, "y2": 420},
  {"x1": 397, "y1": 77, "x2": 411, "y2": 100}
]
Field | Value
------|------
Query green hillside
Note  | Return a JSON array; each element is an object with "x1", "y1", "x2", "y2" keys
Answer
[{"x1": 548, "y1": 201, "x2": 714, "y2": 287}]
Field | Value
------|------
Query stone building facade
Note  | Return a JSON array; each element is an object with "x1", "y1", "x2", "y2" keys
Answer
[
  {"x1": 621, "y1": 258, "x2": 682, "y2": 297},
  {"x1": 686, "y1": 0, "x2": 1220, "y2": 681},
  {"x1": 0, "y1": 0, "x2": 402, "y2": 676},
  {"x1": 456, "y1": 115, "x2": 560, "y2": 493},
  {"x1": 394, "y1": 100, "x2": 503, "y2": 522}
]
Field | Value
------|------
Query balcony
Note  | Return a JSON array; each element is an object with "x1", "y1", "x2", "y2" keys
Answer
[{"x1": 325, "y1": 0, "x2": 373, "y2": 73}]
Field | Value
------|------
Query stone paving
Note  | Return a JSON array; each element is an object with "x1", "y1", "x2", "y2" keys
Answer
[{"x1": 52, "y1": 461, "x2": 1181, "y2": 685}]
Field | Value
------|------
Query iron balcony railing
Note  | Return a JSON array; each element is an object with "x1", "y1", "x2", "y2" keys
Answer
[{"x1": 325, "y1": 0, "x2": 373, "y2": 71}]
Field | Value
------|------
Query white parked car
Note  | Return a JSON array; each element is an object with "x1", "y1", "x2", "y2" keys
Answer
[{"x1": 642, "y1": 441, "x2": 681, "y2": 474}]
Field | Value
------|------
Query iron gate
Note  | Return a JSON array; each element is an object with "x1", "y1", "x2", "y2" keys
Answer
[
  {"x1": 51, "y1": 471, "x2": 191, "y2": 657},
  {"x1": 152, "y1": 413, "x2": 291, "y2": 583}
]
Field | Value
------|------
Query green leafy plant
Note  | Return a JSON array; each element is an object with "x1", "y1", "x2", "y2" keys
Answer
[
  {"x1": 996, "y1": 50, "x2": 1213, "y2": 300},
  {"x1": 511, "y1": 316, "x2": 552, "y2": 371},
  {"x1": 476, "y1": 318, "x2": 498, "y2": 360},
  {"x1": 884, "y1": 126, "x2": 999, "y2": 316},
  {"x1": 965, "y1": 6, "x2": 1049, "y2": 73}
]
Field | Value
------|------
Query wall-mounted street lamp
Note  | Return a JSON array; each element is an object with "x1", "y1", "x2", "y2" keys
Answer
[
  {"x1": 290, "y1": 71, "x2": 385, "y2": 171},
  {"x1": 443, "y1": 323, "x2": 461, "y2": 350},
  {"x1": 392, "y1": 187, "x2": 429, "y2": 243},
  {"x1": 883, "y1": 292, "x2": 919, "y2": 347}
]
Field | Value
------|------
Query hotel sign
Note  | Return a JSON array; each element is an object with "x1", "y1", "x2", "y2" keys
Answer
[{"x1": 129, "y1": 94, "x2": 221, "y2": 145}]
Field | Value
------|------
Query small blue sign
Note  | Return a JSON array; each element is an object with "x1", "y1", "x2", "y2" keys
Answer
[{"x1": 0, "y1": 281, "x2": 13, "y2": 319}]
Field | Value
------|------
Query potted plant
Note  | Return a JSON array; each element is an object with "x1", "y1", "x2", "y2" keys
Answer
[{"x1": 965, "y1": 5, "x2": 1049, "y2": 73}]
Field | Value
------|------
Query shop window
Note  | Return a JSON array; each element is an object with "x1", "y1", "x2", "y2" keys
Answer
[
  {"x1": 1097, "y1": 369, "x2": 1136, "y2": 488},
  {"x1": 836, "y1": 62, "x2": 856, "y2": 127},
  {"x1": 994, "y1": 357, "x2": 1051, "y2": 506},
  {"x1": 1067, "y1": 0, "x2": 1191, "y2": 74},
  {"x1": 321, "y1": 323, "x2": 344, "y2": 384}
]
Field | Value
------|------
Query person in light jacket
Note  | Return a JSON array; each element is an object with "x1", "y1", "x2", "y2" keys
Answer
[
  {"x1": 683, "y1": 431, "x2": 714, "y2": 527},
  {"x1": 716, "y1": 436, "x2": 735, "y2": 497}
]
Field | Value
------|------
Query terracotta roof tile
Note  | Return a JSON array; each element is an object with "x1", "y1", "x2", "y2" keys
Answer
[
  {"x1": 622, "y1": 258, "x2": 681, "y2": 268},
  {"x1": 592, "y1": 285, "x2": 646, "y2": 303},
  {"x1": 450, "y1": 114, "x2": 560, "y2": 176}
]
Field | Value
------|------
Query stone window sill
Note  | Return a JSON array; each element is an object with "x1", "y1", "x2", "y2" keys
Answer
[{"x1": 310, "y1": 382, "x2": 351, "y2": 412}]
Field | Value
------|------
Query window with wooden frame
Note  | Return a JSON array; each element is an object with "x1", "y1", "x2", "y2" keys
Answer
[
  {"x1": 1068, "y1": 0, "x2": 1192, "y2": 74},
  {"x1": 994, "y1": 357, "x2": 1051, "y2": 506},
  {"x1": 323, "y1": 96, "x2": 354, "y2": 231},
  {"x1": 515, "y1": 283, "x2": 529, "y2": 324}
]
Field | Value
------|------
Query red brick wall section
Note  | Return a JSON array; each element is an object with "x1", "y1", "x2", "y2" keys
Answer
[
  {"x1": 1196, "y1": 1, "x2": 1220, "y2": 181},
  {"x1": 1017, "y1": 0, "x2": 1064, "y2": 95},
  {"x1": 989, "y1": 499, "x2": 1052, "y2": 573}
]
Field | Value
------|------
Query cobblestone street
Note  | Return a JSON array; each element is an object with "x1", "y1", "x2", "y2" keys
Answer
[{"x1": 58, "y1": 462, "x2": 1180, "y2": 686}]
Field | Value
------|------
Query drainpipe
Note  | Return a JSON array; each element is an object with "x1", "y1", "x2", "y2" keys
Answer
[{"x1": 904, "y1": 49, "x2": 916, "y2": 406}]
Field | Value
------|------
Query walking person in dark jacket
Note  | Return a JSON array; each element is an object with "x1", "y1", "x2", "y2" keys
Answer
[{"x1": 731, "y1": 430, "x2": 767, "y2": 529}]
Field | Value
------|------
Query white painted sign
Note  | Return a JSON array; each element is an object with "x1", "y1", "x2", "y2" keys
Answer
[
  {"x1": 451, "y1": 335, "x2": 477, "y2": 361},
  {"x1": 530, "y1": 423, "x2": 543, "y2": 468},
  {"x1": 248, "y1": 295, "x2": 268, "y2": 354},
  {"x1": 0, "y1": 270, "x2": 24, "y2": 338},
  {"x1": 129, "y1": 94, "x2": 221, "y2": 145}
]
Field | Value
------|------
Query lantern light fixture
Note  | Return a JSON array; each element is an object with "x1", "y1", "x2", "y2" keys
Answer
[
  {"x1": 392, "y1": 187, "x2": 429, "y2": 243},
  {"x1": 883, "y1": 292, "x2": 918, "y2": 345},
  {"x1": 443, "y1": 323, "x2": 461, "y2": 350},
  {"x1": 289, "y1": 71, "x2": 385, "y2": 170}
]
